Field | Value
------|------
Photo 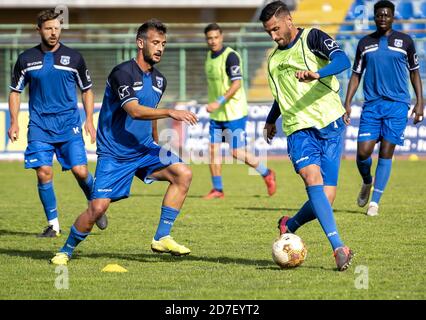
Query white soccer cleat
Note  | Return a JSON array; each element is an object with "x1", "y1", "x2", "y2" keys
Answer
[
  {"x1": 366, "y1": 202, "x2": 379, "y2": 216},
  {"x1": 357, "y1": 182, "x2": 372, "y2": 207}
]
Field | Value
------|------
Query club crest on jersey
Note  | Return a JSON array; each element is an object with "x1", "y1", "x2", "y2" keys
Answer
[
  {"x1": 156, "y1": 76, "x2": 164, "y2": 89},
  {"x1": 394, "y1": 39, "x2": 403, "y2": 48},
  {"x1": 324, "y1": 39, "x2": 339, "y2": 50},
  {"x1": 60, "y1": 55, "x2": 71, "y2": 65},
  {"x1": 230, "y1": 65, "x2": 240, "y2": 76},
  {"x1": 118, "y1": 85, "x2": 130, "y2": 99}
]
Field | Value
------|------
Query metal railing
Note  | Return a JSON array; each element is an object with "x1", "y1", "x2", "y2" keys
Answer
[{"x1": 1, "y1": 22, "x2": 425, "y2": 103}]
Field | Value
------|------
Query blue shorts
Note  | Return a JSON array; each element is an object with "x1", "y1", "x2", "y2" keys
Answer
[
  {"x1": 24, "y1": 135, "x2": 87, "y2": 171},
  {"x1": 209, "y1": 116, "x2": 247, "y2": 149},
  {"x1": 358, "y1": 99, "x2": 409, "y2": 146},
  {"x1": 92, "y1": 143, "x2": 182, "y2": 202},
  {"x1": 287, "y1": 118, "x2": 344, "y2": 186}
]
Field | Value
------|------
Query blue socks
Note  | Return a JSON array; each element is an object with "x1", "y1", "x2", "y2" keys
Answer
[
  {"x1": 306, "y1": 185, "x2": 343, "y2": 251},
  {"x1": 78, "y1": 173, "x2": 94, "y2": 201},
  {"x1": 212, "y1": 176, "x2": 223, "y2": 192},
  {"x1": 38, "y1": 181, "x2": 58, "y2": 222},
  {"x1": 154, "y1": 206, "x2": 180, "y2": 241},
  {"x1": 287, "y1": 201, "x2": 316, "y2": 233},
  {"x1": 60, "y1": 225, "x2": 90, "y2": 257},
  {"x1": 371, "y1": 158, "x2": 392, "y2": 204},
  {"x1": 356, "y1": 157, "x2": 373, "y2": 184},
  {"x1": 255, "y1": 163, "x2": 269, "y2": 177}
]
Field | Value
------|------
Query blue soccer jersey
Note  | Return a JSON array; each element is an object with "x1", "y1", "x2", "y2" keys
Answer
[
  {"x1": 97, "y1": 59, "x2": 167, "y2": 160},
  {"x1": 10, "y1": 43, "x2": 93, "y2": 143},
  {"x1": 352, "y1": 30, "x2": 419, "y2": 104}
]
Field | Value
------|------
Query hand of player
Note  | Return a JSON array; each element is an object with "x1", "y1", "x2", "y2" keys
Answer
[
  {"x1": 169, "y1": 110, "x2": 199, "y2": 125},
  {"x1": 343, "y1": 104, "x2": 351, "y2": 125},
  {"x1": 8, "y1": 123, "x2": 19, "y2": 142},
  {"x1": 206, "y1": 101, "x2": 221, "y2": 113},
  {"x1": 84, "y1": 121, "x2": 97, "y2": 144},
  {"x1": 411, "y1": 102, "x2": 424, "y2": 125},
  {"x1": 295, "y1": 70, "x2": 320, "y2": 82},
  {"x1": 264, "y1": 123, "x2": 277, "y2": 144}
]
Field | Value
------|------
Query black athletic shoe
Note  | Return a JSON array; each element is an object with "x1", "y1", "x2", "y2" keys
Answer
[
  {"x1": 95, "y1": 214, "x2": 108, "y2": 230},
  {"x1": 37, "y1": 225, "x2": 61, "y2": 238}
]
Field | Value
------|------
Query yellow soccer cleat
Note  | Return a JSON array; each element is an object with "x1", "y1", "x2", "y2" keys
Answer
[
  {"x1": 50, "y1": 252, "x2": 70, "y2": 266},
  {"x1": 151, "y1": 236, "x2": 191, "y2": 256}
]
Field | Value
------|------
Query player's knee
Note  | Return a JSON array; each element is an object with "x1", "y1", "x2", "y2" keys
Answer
[
  {"x1": 177, "y1": 165, "x2": 192, "y2": 188},
  {"x1": 36, "y1": 167, "x2": 53, "y2": 183},
  {"x1": 88, "y1": 202, "x2": 108, "y2": 221},
  {"x1": 300, "y1": 173, "x2": 322, "y2": 186},
  {"x1": 72, "y1": 165, "x2": 88, "y2": 180}
]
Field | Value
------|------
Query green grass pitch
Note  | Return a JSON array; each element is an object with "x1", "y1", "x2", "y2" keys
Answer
[{"x1": 0, "y1": 159, "x2": 425, "y2": 299}]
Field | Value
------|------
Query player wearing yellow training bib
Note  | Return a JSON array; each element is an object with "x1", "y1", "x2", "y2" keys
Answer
[
  {"x1": 203, "y1": 23, "x2": 276, "y2": 200},
  {"x1": 260, "y1": 1, "x2": 353, "y2": 271}
]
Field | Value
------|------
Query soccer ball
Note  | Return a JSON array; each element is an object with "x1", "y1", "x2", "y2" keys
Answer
[{"x1": 272, "y1": 233, "x2": 307, "y2": 268}]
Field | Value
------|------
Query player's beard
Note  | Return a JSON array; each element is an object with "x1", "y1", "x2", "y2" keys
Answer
[
  {"x1": 41, "y1": 35, "x2": 59, "y2": 49},
  {"x1": 142, "y1": 46, "x2": 159, "y2": 66}
]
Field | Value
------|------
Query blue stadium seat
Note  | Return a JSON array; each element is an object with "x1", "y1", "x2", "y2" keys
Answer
[
  {"x1": 397, "y1": 1, "x2": 415, "y2": 19},
  {"x1": 404, "y1": 22, "x2": 426, "y2": 38},
  {"x1": 421, "y1": 2, "x2": 426, "y2": 19}
]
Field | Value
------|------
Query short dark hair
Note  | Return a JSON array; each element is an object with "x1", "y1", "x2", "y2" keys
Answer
[
  {"x1": 136, "y1": 19, "x2": 167, "y2": 41},
  {"x1": 204, "y1": 23, "x2": 222, "y2": 35},
  {"x1": 259, "y1": 1, "x2": 290, "y2": 23},
  {"x1": 374, "y1": 0, "x2": 395, "y2": 15},
  {"x1": 37, "y1": 9, "x2": 61, "y2": 28}
]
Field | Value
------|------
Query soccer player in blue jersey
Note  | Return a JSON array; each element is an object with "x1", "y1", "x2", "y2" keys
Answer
[
  {"x1": 260, "y1": 1, "x2": 353, "y2": 271},
  {"x1": 344, "y1": 0, "x2": 424, "y2": 216},
  {"x1": 50, "y1": 19, "x2": 198, "y2": 265},
  {"x1": 8, "y1": 9, "x2": 107, "y2": 237},
  {"x1": 203, "y1": 23, "x2": 276, "y2": 199}
]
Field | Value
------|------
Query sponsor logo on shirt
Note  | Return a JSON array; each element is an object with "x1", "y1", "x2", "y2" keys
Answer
[
  {"x1": 394, "y1": 39, "x2": 403, "y2": 48},
  {"x1": 295, "y1": 156, "x2": 309, "y2": 164},
  {"x1": 97, "y1": 189, "x2": 113, "y2": 192},
  {"x1": 73, "y1": 127, "x2": 80, "y2": 134},
  {"x1": 27, "y1": 61, "x2": 42, "y2": 67},
  {"x1": 324, "y1": 39, "x2": 339, "y2": 50},
  {"x1": 156, "y1": 76, "x2": 164, "y2": 89},
  {"x1": 359, "y1": 133, "x2": 371, "y2": 137},
  {"x1": 29, "y1": 159, "x2": 38, "y2": 163},
  {"x1": 118, "y1": 85, "x2": 130, "y2": 99},
  {"x1": 60, "y1": 55, "x2": 71, "y2": 65}
]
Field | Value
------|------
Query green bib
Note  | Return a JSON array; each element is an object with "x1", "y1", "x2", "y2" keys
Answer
[
  {"x1": 205, "y1": 47, "x2": 248, "y2": 121},
  {"x1": 267, "y1": 28, "x2": 345, "y2": 136}
]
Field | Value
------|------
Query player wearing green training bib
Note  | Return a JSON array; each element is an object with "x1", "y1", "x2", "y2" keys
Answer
[
  {"x1": 202, "y1": 23, "x2": 276, "y2": 200},
  {"x1": 260, "y1": 1, "x2": 353, "y2": 271}
]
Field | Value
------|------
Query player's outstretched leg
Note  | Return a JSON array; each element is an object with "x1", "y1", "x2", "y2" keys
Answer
[
  {"x1": 36, "y1": 166, "x2": 61, "y2": 237},
  {"x1": 231, "y1": 147, "x2": 276, "y2": 196},
  {"x1": 278, "y1": 201, "x2": 316, "y2": 235},
  {"x1": 50, "y1": 199, "x2": 110, "y2": 265},
  {"x1": 204, "y1": 143, "x2": 225, "y2": 199},
  {"x1": 368, "y1": 157, "x2": 392, "y2": 216},
  {"x1": 149, "y1": 163, "x2": 192, "y2": 256},
  {"x1": 356, "y1": 156, "x2": 373, "y2": 207},
  {"x1": 72, "y1": 165, "x2": 108, "y2": 230}
]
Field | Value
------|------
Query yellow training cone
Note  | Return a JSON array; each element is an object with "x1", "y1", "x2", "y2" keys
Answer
[
  {"x1": 101, "y1": 264, "x2": 128, "y2": 273},
  {"x1": 408, "y1": 154, "x2": 419, "y2": 161}
]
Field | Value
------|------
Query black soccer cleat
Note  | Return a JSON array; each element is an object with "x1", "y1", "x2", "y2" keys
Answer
[
  {"x1": 37, "y1": 225, "x2": 61, "y2": 238},
  {"x1": 95, "y1": 214, "x2": 108, "y2": 230},
  {"x1": 334, "y1": 246, "x2": 354, "y2": 271}
]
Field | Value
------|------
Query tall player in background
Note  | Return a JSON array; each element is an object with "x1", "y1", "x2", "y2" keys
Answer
[
  {"x1": 203, "y1": 23, "x2": 276, "y2": 200},
  {"x1": 8, "y1": 9, "x2": 107, "y2": 237},
  {"x1": 50, "y1": 20, "x2": 198, "y2": 265},
  {"x1": 344, "y1": 0, "x2": 423, "y2": 216},
  {"x1": 260, "y1": 1, "x2": 353, "y2": 271}
]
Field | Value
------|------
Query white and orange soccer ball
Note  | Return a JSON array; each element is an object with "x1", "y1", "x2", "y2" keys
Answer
[{"x1": 272, "y1": 233, "x2": 307, "y2": 268}]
